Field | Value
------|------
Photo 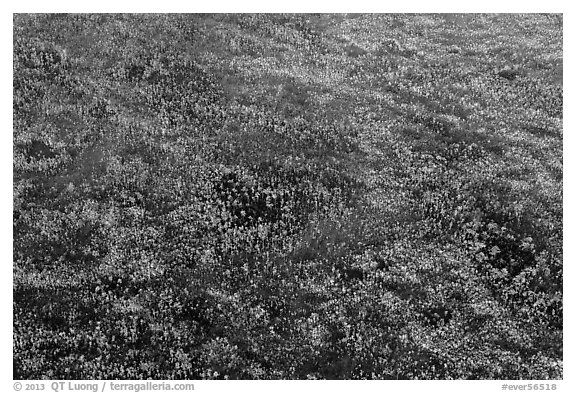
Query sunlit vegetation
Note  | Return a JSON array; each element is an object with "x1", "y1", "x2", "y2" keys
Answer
[{"x1": 13, "y1": 14, "x2": 562, "y2": 379}]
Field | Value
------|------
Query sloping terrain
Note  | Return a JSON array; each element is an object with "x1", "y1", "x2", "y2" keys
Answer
[{"x1": 13, "y1": 14, "x2": 562, "y2": 379}]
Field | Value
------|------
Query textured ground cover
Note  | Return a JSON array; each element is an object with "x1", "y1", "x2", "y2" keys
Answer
[{"x1": 13, "y1": 14, "x2": 562, "y2": 379}]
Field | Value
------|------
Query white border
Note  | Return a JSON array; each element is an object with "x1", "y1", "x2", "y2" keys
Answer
[
  {"x1": 4, "y1": 1, "x2": 569, "y2": 13},
  {"x1": 3, "y1": 3, "x2": 571, "y2": 392}
]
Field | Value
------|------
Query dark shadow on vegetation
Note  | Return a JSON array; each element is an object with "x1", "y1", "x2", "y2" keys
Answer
[
  {"x1": 16, "y1": 140, "x2": 57, "y2": 160},
  {"x1": 422, "y1": 305, "x2": 453, "y2": 327}
]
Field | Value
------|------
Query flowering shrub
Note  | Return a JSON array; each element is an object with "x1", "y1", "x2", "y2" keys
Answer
[{"x1": 13, "y1": 13, "x2": 562, "y2": 379}]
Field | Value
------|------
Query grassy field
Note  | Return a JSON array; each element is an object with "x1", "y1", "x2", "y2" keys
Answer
[{"x1": 13, "y1": 14, "x2": 562, "y2": 379}]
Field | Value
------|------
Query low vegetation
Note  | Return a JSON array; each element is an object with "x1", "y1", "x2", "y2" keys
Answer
[{"x1": 13, "y1": 14, "x2": 562, "y2": 379}]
